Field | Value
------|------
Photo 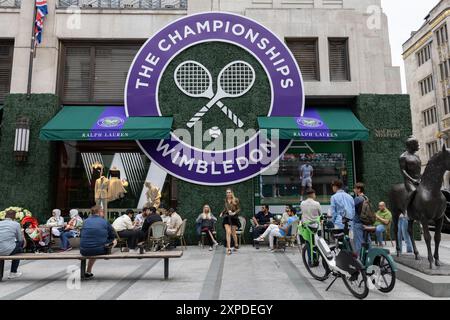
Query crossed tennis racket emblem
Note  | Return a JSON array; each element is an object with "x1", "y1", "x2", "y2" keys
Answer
[{"x1": 174, "y1": 60, "x2": 256, "y2": 128}]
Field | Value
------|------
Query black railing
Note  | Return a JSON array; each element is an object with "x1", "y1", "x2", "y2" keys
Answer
[
  {"x1": 57, "y1": 0, "x2": 187, "y2": 9},
  {"x1": 0, "y1": 0, "x2": 21, "y2": 8}
]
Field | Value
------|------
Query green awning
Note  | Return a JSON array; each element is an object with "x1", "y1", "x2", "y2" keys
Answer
[
  {"x1": 258, "y1": 107, "x2": 369, "y2": 141},
  {"x1": 40, "y1": 106, "x2": 173, "y2": 141}
]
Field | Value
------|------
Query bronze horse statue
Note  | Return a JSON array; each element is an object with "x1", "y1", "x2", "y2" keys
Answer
[{"x1": 389, "y1": 145, "x2": 450, "y2": 269}]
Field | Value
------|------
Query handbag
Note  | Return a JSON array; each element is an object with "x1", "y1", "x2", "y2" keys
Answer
[{"x1": 51, "y1": 227, "x2": 63, "y2": 237}]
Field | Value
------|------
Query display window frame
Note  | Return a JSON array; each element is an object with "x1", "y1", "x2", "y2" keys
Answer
[
  {"x1": 253, "y1": 141, "x2": 355, "y2": 207},
  {"x1": 55, "y1": 141, "x2": 177, "y2": 215}
]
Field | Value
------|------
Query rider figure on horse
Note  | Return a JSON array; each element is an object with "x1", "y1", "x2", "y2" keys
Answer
[{"x1": 399, "y1": 136, "x2": 422, "y2": 198}]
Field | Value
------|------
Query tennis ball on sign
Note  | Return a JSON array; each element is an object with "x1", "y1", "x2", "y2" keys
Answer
[{"x1": 209, "y1": 127, "x2": 222, "y2": 139}]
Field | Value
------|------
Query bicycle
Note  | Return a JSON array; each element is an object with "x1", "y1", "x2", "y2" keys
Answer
[
  {"x1": 298, "y1": 216, "x2": 369, "y2": 299},
  {"x1": 330, "y1": 224, "x2": 397, "y2": 293}
]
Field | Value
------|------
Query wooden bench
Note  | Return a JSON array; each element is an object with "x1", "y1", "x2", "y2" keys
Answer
[{"x1": 0, "y1": 250, "x2": 183, "y2": 281}]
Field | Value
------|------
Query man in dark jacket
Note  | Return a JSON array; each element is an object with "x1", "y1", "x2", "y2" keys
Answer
[
  {"x1": 80, "y1": 206, "x2": 116, "y2": 279},
  {"x1": 141, "y1": 207, "x2": 162, "y2": 237}
]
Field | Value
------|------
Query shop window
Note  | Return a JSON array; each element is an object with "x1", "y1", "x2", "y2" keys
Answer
[
  {"x1": 0, "y1": 41, "x2": 13, "y2": 103},
  {"x1": 60, "y1": 42, "x2": 142, "y2": 104},
  {"x1": 56, "y1": 141, "x2": 173, "y2": 215},
  {"x1": 286, "y1": 38, "x2": 320, "y2": 81},
  {"x1": 259, "y1": 151, "x2": 350, "y2": 205},
  {"x1": 328, "y1": 38, "x2": 350, "y2": 81}
]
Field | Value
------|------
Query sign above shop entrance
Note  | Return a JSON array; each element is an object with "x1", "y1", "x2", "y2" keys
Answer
[{"x1": 125, "y1": 12, "x2": 304, "y2": 186}]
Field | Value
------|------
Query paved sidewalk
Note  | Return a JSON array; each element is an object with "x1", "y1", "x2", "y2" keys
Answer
[{"x1": 0, "y1": 236, "x2": 449, "y2": 300}]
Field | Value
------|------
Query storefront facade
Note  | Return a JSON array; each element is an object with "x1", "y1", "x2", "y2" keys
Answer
[{"x1": 0, "y1": 0, "x2": 411, "y2": 243}]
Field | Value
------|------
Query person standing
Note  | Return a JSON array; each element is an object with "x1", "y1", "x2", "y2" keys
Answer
[
  {"x1": 220, "y1": 188, "x2": 241, "y2": 255},
  {"x1": 353, "y1": 183, "x2": 367, "y2": 256},
  {"x1": 196, "y1": 205, "x2": 219, "y2": 251},
  {"x1": 374, "y1": 202, "x2": 392, "y2": 246},
  {"x1": 299, "y1": 161, "x2": 314, "y2": 201},
  {"x1": 330, "y1": 180, "x2": 355, "y2": 230},
  {"x1": 398, "y1": 212, "x2": 413, "y2": 254},
  {"x1": 0, "y1": 210, "x2": 24, "y2": 279},
  {"x1": 300, "y1": 189, "x2": 322, "y2": 224},
  {"x1": 252, "y1": 204, "x2": 273, "y2": 249},
  {"x1": 80, "y1": 206, "x2": 117, "y2": 279}
]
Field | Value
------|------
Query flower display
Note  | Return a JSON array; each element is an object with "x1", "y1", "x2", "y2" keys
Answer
[{"x1": 0, "y1": 207, "x2": 32, "y2": 222}]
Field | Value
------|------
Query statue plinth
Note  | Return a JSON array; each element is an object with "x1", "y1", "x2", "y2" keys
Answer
[{"x1": 393, "y1": 254, "x2": 450, "y2": 276}]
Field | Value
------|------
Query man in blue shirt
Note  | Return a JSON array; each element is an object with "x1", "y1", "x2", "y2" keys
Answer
[
  {"x1": 80, "y1": 206, "x2": 116, "y2": 279},
  {"x1": 330, "y1": 180, "x2": 355, "y2": 230}
]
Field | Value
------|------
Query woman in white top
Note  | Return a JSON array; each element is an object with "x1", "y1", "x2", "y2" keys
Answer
[{"x1": 46, "y1": 209, "x2": 65, "y2": 237}]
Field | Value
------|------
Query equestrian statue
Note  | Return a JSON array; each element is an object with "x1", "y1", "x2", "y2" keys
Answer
[{"x1": 389, "y1": 136, "x2": 450, "y2": 269}]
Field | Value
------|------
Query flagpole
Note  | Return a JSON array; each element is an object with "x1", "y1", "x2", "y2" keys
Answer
[{"x1": 27, "y1": 1, "x2": 37, "y2": 98}]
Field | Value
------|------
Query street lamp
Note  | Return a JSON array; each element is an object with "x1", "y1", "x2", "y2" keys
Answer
[{"x1": 14, "y1": 117, "x2": 30, "y2": 162}]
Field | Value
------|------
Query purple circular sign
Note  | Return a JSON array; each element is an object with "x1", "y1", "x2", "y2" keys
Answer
[{"x1": 125, "y1": 12, "x2": 304, "y2": 186}]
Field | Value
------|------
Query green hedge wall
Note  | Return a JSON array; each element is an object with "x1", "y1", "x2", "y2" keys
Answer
[
  {"x1": 355, "y1": 94, "x2": 421, "y2": 240},
  {"x1": 355, "y1": 94, "x2": 412, "y2": 206},
  {"x1": 0, "y1": 94, "x2": 60, "y2": 223},
  {"x1": 177, "y1": 179, "x2": 254, "y2": 245}
]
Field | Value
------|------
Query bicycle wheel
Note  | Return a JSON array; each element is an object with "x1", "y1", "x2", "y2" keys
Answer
[
  {"x1": 342, "y1": 269, "x2": 369, "y2": 299},
  {"x1": 302, "y1": 244, "x2": 330, "y2": 281},
  {"x1": 372, "y1": 255, "x2": 396, "y2": 293}
]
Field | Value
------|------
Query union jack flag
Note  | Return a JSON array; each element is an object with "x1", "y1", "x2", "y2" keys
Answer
[{"x1": 34, "y1": 0, "x2": 48, "y2": 45}]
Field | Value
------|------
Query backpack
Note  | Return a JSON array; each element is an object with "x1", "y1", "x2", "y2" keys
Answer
[{"x1": 359, "y1": 196, "x2": 376, "y2": 226}]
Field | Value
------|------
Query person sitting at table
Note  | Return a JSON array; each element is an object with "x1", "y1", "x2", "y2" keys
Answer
[
  {"x1": 0, "y1": 210, "x2": 24, "y2": 279},
  {"x1": 141, "y1": 207, "x2": 162, "y2": 238},
  {"x1": 112, "y1": 209, "x2": 142, "y2": 252},
  {"x1": 166, "y1": 208, "x2": 182, "y2": 237},
  {"x1": 133, "y1": 209, "x2": 148, "y2": 229},
  {"x1": 80, "y1": 206, "x2": 116, "y2": 280},
  {"x1": 60, "y1": 209, "x2": 83, "y2": 252},
  {"x1": 254, "y1": 207, "x2": 299, "y2": 252},
  {"x1": 281, "y1": 205, "x2": 291, "y2": 225},
  {"x1": 158, "y1": 205, "x2": 170, "y2": 224},
  {"x1": 46, "y1": 209, "x2": 65, "y2": 237},
  {"x1": 252, "y1": 204, "x2": 273, "y2": 249},
  {"x1": 196, "y1": 204, "x2": 218, "y2": 251}
]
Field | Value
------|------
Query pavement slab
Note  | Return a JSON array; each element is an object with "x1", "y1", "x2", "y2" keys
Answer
[{"x1": 0, "y1": 236, "x2": 450, "y2": 300}]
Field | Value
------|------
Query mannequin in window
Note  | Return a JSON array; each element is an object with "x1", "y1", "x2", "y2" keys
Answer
[
  {"x1": 107, "y1": 167, "x2": 127, "y2": 202},
  {"x1": 144, "y1": 182, "x2": 161, "y2": 209},
  {"x1": 95, "y1": 175, "x2": 109, "y2": 215},
  {"x1": 91, "y1": 162, "x2": 104, "y2": 206}
]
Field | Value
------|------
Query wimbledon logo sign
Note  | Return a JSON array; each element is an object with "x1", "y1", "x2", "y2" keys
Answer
[{"x1": 125, "y1": 12, "x2": 304, "y2": 186}]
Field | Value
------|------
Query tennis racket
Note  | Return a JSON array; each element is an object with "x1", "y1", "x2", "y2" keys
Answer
[{"x1": 174, "y1": 60, "x2": 253, "y2": 128}]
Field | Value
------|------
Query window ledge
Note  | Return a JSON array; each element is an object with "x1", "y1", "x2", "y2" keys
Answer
[{"x1": 55, "y1": 8, "x2": 186, "y2": 15}]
